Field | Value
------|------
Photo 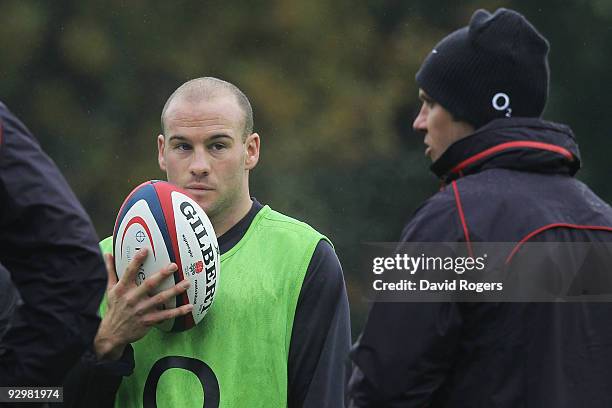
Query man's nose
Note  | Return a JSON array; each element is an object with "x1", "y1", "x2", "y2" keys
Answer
[
  {"x1": 189, "y1": 148, "x2": 211, "y2": 176},
  {"x1": 413, "y1": 105, "x2": 427, "y2": 132}
]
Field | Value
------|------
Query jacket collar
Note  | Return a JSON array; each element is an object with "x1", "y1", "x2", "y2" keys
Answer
[{"x1": 430, "y1": 117, "x2": 581, "y2": 183}]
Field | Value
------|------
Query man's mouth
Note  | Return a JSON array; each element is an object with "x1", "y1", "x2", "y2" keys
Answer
[
  {"x1": 424, "y1": 140, "x2": 432, "y2": 157},
  {"x1": 185, "y1": 184, "x2": 214, "y2": 192}
]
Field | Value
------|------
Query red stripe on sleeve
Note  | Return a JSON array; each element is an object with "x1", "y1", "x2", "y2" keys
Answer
[
  {"x1": 506, "y1": 223, "x2": 612, "y2": 263},
  {"x1": 452, "y1": 181, "x2": 474, "y2": 257}
]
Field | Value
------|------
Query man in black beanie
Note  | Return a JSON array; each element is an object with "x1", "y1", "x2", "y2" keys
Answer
[{"x1": 348, "y1": 8, "x2": 612, "y2": 407}]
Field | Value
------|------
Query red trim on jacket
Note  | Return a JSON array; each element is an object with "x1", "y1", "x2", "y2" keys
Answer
[
  {"x1": 452, "y1": 180, "x2": 474, "y2": 257},
  {"x1": 505, "y1": 223, "x2": 612, "y2": 264},
  {"x1": 451, "y1": 141, "x2": 575, "y2": 174}
]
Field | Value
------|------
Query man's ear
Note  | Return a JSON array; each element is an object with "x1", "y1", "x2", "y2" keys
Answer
[
  {"x1": 157, "y1": 134, "x2": 166, "y2": 171},
  {"x1": 245, "y1": 133, "x2": 260, "y2": 170}
]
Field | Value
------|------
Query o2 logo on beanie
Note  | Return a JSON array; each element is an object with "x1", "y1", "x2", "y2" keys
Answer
[{"x1": 492, "y1": 92, "x2": 512, "y2": 118}]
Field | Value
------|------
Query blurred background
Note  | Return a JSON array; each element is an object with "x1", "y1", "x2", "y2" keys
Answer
[{"x1": 2, "y1": 0, "x2": 612, "y2": 337}]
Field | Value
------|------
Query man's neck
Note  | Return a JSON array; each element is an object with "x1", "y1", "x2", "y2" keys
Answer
[{"x1": 212, "y1": 195, "x2": 253, "y2": 237}]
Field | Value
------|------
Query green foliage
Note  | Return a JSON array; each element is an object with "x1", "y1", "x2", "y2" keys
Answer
[{"x1": 2, "y1": 0, "x2": 611, "y2": 335}]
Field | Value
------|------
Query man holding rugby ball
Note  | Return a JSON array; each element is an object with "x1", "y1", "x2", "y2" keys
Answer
[{"x1": 73, "y1": 77, "x2": 350, "y2": 407}]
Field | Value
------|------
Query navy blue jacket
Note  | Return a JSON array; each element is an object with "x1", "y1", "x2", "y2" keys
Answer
[
  {"x1": 349, "y1": 118, "x2": 612, "y2": 407},
  {"x1": 0, "y1": 102, "x2": 107, "y2": 386}
]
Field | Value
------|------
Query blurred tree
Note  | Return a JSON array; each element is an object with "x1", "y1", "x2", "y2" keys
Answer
[{"x1": 1, "y1": 0, "x2": 611, "y2": 336}]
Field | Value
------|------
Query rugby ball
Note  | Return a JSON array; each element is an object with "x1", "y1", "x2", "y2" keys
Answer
[{"x1": 113, "y1": 180, "x2": 220, "y2": 332}]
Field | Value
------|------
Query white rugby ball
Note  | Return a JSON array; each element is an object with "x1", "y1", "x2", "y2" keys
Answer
[{"x1": 113, "y1": 180, "x2": 220, "y2": 332}]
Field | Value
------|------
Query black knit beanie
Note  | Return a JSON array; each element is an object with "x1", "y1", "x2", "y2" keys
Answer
[{"x1": 416, "y1": 8, "x2": 550, "y2": 129}]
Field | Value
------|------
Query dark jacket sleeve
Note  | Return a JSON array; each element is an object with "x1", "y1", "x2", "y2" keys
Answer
[
  {"x1": 348, "y1": 302, "x2": 463, "y2": 408},
  {"x1": 288, "y1": 239, "x2": 351, "y2": 408},
  {"x1": 0, "y1": 263, "x2": 19, "y2": 341},
  {"x1": 63, "y1": 345, "x2": 134, "y2": 408},
  {"x1": 0, "y1": 102, "x2": 107, "y2": 386},
  {"x1": 348, "y1": 192, "x2": 464, "y2": 407}
]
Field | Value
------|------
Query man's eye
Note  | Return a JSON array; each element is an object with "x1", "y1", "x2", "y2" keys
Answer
[
  {"x1": 175, "y1": 143, "x2": 192, "y2": 151},
  {"x1": 211, "y1": 143, "x2": 226, "y2": 151}
]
